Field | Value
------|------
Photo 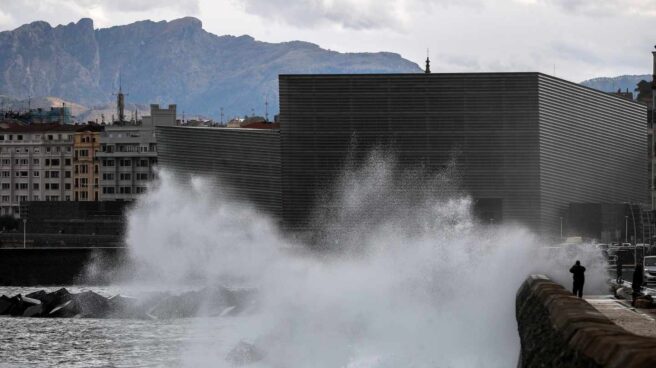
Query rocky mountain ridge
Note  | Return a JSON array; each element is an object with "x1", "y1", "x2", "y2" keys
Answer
[{"x1": 0, "y1": 17, "x2": 422, "y2": 119}]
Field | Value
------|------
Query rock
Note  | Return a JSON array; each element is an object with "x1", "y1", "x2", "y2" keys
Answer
[
  {"x1": 615, "y1": 286, "x2": 633, "y2": 300},
  {"x1": 8, "y1": 295, "x2": 41, "y2": 316},
  {"x1": 147, "y1": 293, "x2": 200, "y2": 319},
  {"x1": 225, "y1": 341, "x2": 264, "y2": 366},
  {"x1": 634, "y1": 297, "x2": 654, "y2": 309},
  {"x1": 0, "y1": 295, "x2": 13, "y2": 315},
  {"x1": 23, "y1": 304, "x2": 44, "y2": 317},
  {"x1": 74, "y1": 291, "x2": 110, "y2": 318},
  {"x1": 107, "y1": 295, "x2": 152, "y2": 319},
  {"x1": 48, "y1": 300, "x2": 80, "y2": 318}
]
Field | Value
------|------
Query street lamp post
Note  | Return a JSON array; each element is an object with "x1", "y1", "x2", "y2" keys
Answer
[
  {"x1": 22, "y1": 218, "x2": 26, "y2": 249},
  {"x1": 625, "y1": 216, "x2": 628, "y2": 243}
]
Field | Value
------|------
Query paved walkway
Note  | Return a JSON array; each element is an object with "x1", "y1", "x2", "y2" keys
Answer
[{"x1": 586, "y1": 295, "x2": 656, "y2": 338}]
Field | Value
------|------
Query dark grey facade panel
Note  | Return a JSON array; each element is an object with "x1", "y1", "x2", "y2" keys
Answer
[
  {"x1": 156, "y1": 126, "x2": 282, "y2": 218},
  {"x1": 537, "y1": 74, "x2": 647, "y2": 235},
  {"x1": 280, "y1": 73, "x2": 542, "y2": 231}
]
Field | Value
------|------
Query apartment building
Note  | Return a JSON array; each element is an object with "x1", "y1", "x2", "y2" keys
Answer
[
  {"x1": 97, "y1": 104, "x2": 176, "y2": 201},
  {"x1": 0, "y1": 123, "x2": 77, "y2": 216},
  {"x1": 73, "y1": 127, "x2": 102, "y2": 201}
]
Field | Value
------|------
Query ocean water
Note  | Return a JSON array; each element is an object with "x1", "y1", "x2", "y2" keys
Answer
[{"x1": 0, "y1": 154, "x2": 610, "y2": 367}]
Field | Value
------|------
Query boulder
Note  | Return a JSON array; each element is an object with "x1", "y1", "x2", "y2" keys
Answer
[
  {"x1": 74, "y1": 291, "x2": 111, "y2": 318},
  {"x1": 23, "y1": 304, "x2": 44, "y2": 317},
  {"x1": 48, "y1": 300, "x2": 80, "y2": 318},
  {"x1": 27, "y1": 288, "x2": 72, "y2": 316},
  {"x1": 225, "y1": 341, "x2": 264, "y2": 366},
  {"x1": 0, "y1": 295, "x2": 13, "y2": 315},
  {"x1": 615, "y1": 286, "x2": 634, "y2": 300},
  {"x1": 8, "y1": 295, "x2": 41, "y2": 316},
  {"x1": 107, "y1": 295, "x2": 152, "y2": 319},
  {"x1": 634, "y1": 297, "x2": 654, "y2": 309},
  {"x1": 147, "y1": 293, "x2": 201, "y2": 319}
]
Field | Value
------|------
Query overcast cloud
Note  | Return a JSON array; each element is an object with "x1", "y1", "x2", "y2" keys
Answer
[{"x1": 0, "y1": 0, "x2": 654, "y2": 82}]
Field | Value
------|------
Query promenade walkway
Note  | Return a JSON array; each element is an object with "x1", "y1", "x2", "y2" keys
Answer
[{"x1": 586, "y1": 294, "x2": 656, "y2": 338}]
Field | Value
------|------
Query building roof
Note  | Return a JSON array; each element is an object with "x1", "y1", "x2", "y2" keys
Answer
[
  {"x1": 242, "y1": 122, "x2": 280, "y2": 129},
  {"x1": 0, "y1": 122, "x2": 87, "y2": 133}
]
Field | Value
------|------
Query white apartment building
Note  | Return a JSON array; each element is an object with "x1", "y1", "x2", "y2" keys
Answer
[
  {"x1": 0, "y1": 123, "x2": 77, "y2": 216},
  {"x1": 97, "y1": 104, "x2": 176, "y2": 201}
]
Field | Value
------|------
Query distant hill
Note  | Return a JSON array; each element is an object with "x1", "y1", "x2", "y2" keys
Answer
[
  {"x1": 580, "y1": 75, "x2": 651, "y2": 94},
  {"x1": 0, "y1": 17, "x2": 422, "y2": 119}
]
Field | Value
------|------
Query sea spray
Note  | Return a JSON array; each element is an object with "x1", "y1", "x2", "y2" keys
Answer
[{"x1": 118, "y1": 153, "x2": 608, "y2": 367}]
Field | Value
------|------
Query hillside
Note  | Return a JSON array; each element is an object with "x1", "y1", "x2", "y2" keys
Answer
[
  {"x1": 0, "y1": 17, "x2": 422, "y2": 119},
  {"x1": 580, "y1": 74, "x2": 651, "y2": 93}
]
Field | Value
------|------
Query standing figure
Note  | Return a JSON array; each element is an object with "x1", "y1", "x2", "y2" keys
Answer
[
  {"x1": 616, "y1": 257, "x2": 623, "y2": 284},
  {"x1": 632, "y1": 262, "x2": 644, "y2": 306},
  {"x1": 570, "y1": 260, "x2": 586, "y2": 298}
]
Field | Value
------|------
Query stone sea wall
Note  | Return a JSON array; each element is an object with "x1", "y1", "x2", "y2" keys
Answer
[{"x1": 516, "y1": 275, "x2": 656, "y2": 367}]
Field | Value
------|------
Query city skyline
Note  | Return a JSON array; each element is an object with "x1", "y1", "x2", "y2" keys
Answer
[{"x1": 0, "y1": 0, "x2": 654, "y2": 83}]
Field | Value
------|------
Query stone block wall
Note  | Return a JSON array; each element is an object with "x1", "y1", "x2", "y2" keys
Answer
[{"x1": 516, "y1": 274, "x2": 656, "y2": 367}]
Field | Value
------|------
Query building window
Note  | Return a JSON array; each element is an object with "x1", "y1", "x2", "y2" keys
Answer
[
  {"x1": 102, "y1": 173, "x2": 114, "y2": 180},
  {"x1": 33, "y1": 159, "x2": 39, "y2": 165},
  {"x1": 119, "y1": 187, "x2": 132, "y2": 194},
  {"x1": 65, "y1": 171, "x2": 71, "y2": 178},
  {"x1": 1, "y1": 183, "x2": 9, "y2": 189},
  {"x1": 1, "y1": 196, "x2": 8, "y2": 202},
  {"x1": 2, "y1": 171, "x2": 9, "y2": 177},
  {"x1": 51, "y1": 159, "x2": 60, "y2": 166},
  {"x1": 33, "y1": 183, "x2": 39, "y2": 190},
  {"x1": 65, "y1": 158, "x2": 71, "y2": 166},
  {"x1": 50, "y1": 171, "x2": 59, "y2": 178},
  {"x1": 120, "y1": 173, "x2": 131, "y2": 180},
  {"x1": 102, "y1": 187, "x2": 115, "y2": 194},
  {"x1": 65, "y1": 183, "x2": 71, "y2": 190},
  {"x1": 33, "y1": 171, "x2": 39, "y2": 177}
]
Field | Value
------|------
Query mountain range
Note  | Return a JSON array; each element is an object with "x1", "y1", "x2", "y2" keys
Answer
[
  {"x1": 0, "y1": 17, "x2": 422, "y2": 120},
  {"x1": 580, "y1": 75, "x2": 651, "y2": 94}
]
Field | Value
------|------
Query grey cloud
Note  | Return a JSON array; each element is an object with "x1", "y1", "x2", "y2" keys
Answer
[
  {"x1": 551, "y1": 42, "x2": 602, "y2": 64},
  {"x1": 72, "y1": 0, "x2": 200, "y2": 13},
  {"x1": 239, "y1": 0, "x2": 482, "y2": 30},
  {"x1": 541, "y1": 0, "x2": 656, "y2": 17},
  {"x1": 0, "y1": 0, "x2": 200, "y2": 31}
]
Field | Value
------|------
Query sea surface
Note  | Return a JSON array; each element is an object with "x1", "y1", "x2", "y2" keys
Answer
[{"x1": 0, "y1": 287, "x2": 237, "y2": 368}]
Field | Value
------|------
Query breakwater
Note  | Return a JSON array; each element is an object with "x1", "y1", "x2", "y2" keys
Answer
[{"x1": 516, "y1": 274, "x2": 656, "y2": 367}]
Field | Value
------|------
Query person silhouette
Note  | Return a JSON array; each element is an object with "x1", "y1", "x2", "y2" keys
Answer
[
  {"x1": 570, "y1": 260, "x2": 586, "y2": 298},
  {"x1": 632, "y1": 261, "x2": 644, "y2": 306},
  {"x1": 616, "y1": 257, "x2": 623, "y2": 284}
]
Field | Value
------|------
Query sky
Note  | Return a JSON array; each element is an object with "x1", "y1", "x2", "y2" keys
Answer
[{"x1": 0, "y1": 0, "x2": 654, "y2": 82}]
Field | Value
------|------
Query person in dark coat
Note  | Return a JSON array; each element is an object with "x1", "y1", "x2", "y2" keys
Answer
[
  {"x1": 570, "y1": 260, "x2": 586, "y2": 298},
  {"x1": 632, "y1": 262, "x2": 644, "y2": 306},
  {"x1": 616, "y1": 257, "x2": 623, "y2": 284}
]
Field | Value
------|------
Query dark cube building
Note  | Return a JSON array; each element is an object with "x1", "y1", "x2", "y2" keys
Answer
[
  {"x1": 279, "y1": 73, "x2": 647, "y2": 235},
  {"x1": 156, "y1": 126, "x2": 282, "y2": 218}
]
